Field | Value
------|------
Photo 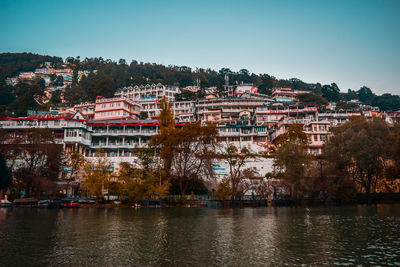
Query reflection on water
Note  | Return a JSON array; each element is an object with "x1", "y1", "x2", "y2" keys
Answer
[{"x1": 0, "y1": 205, "x2": 399, "y2": 266}]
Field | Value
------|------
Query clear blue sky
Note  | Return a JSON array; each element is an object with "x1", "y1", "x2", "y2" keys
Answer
[{"x1": 1, "y1": 0, "x2": 399, "y2": 94}]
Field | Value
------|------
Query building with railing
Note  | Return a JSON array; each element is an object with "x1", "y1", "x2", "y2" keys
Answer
[
  {"x1": 196, "y1": 98, "x2": 272, "y2": 125},
  {"x1": 115, "y1": 83, "x2": 180, "y2": 102}
]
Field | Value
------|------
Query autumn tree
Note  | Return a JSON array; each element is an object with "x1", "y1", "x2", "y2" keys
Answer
[
  {"x1": 273, "y1": 124, "x2": 311, "y2": 200},
  {"x1": 170, "y1": 122, "x2": 218, "y2": 195},
  {"x1": 83, "y1": 157, "x2": 112, "y2": 204},
  {"x1": 386, "y1": 122, "x2": 400, "y2": 179},
  {"x1": 324, "y1": 117, "x2": 389, "y2": 202},
  {"x1": 149, "y1": 96, "x2": 175, "y2": 178},
  {"x1": 116, "y1": 162, "x2": 169, "y2": 202},
  {"x1": 151, "y1": 100, "x2": 218, "y2": 195},
  {"x1": 216, "y1": 178, "x2": 231, "y2": 200},
  {"x1": 61, "y1": 150, "x2": 86, "y2": 195}
]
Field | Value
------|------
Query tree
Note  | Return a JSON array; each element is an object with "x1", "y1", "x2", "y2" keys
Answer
[
  {"x1": 54, "y1": 75, "x2": 64, "y2": 86},
  {"x1": 385, "y1": 122, "x2": 400, "y2": 180},
  {"x1": 322, "y1": 83, "x2": 341, "y2": 102},
  {"x1": 174, "y1": 90, "x2": 198, "y2": 101},
  {"x1": 0, "y1": 80, "x2": 15, "y2": 106},
  {"x1": 0, "y1": 153, "x2": 12, "y2": 201},
  {"x1": 335, "y1": 100, "x2": 359, "y2": 111},
  {"x1": 83, "y1": 157, "x2": 112, "y2": 204},
  {"x1": 298, "y1": 93, "x2": 328, "y2": 109},
  {"x1": 324, "y1": 118, "x2": 389, "y2": 203},
  {"x1": 62, "y1": 150, "x2": 86, "y2": 194},
  {"x1": 38, "y1": 78, "x2": 46, "y2": 89},
  {"x1": 7, "y1": 82, "x2": 44, "y2": 117},
  {"x1": 50, "y1": 90, "x2": 62, "y2": 105},
  {"x1": 371, "y1": 94, "x2": 400, "y2": 111},
  {"x1": 216, "y1": 178, "x2": 231, "y2": 200},
  {"x1": 116, "y1": 162, "x2": 169, "y2": 202},
  {"x1": 0, "y1": 129, "x2": 63, "y2": 198},
  {"x1": 273, "y1": 124, "x2": 311, "y2": 200},
  {"x1": 170, "y1": 122, "x2": 217, "y2": 195},
  {"x1": 140, "y1": 111, "x2": 149, "y2": 120},
  {"x1": 357, "y1": 86, "x2": 375, "y2": 103},
  {"x1": 149, "y1": 97, "x2": 175, "y2": 177},
  {"x1": 217, "y1": 144, "x2": 256, "y2": 200}
]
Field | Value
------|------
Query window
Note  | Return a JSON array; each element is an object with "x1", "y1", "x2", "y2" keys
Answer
[
  {"x1": 116, "y1": 111, "x2": 120, "y2": 115},
  {"x1": 314, "y1": 135, "x2": 318, "y2": 141},
  {"x1": 101, "y1": 104, "x2": 106, "y2": 108},
  {"x1": 320, "y1": 135, "x2": 327, "y2": 141},
  {"x1": 110, "y1": 103, "x2": 114, "y2": 107},
  {"x1": 108, "y1": 111, "x2": 112, "y2": 116},
  {"x1": 101, "y1": 112, "x2": 106, "y2": 116},
  {"x1": 117, "y1": 103, "x2": 120, "y2": 107}
]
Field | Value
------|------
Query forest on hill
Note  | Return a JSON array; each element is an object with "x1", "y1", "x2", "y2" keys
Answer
[{"x1": 0, "y1": 52, "x2": 399, "y2": 117}]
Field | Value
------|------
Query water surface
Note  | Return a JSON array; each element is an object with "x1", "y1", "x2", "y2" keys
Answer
[{"x1": 0, "y1": 205, "x2": 399, "y2": 266}]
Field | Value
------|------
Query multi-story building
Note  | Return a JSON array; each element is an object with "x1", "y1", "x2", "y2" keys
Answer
[
  {"x1": 269, "y1": 117, "x2": 331, "y2": 155},
  {"x1": 93, "y1": 97, "x2": 140, "y2": 120},
  {"x1": 0, "y1": 114, "x2": 92, "y2": 155},
  {"x1": 196, "y1": 98, "x2": 272, "y2": 125},
  {"x1": 116, "y1": 83, "x2": 180, "y2": 102},
  {"x1": 271, "y1": 87, "x2": 310, "y2": 102},
  {"x1": 173, "y1": 101, "x2": 195, "y2": 122},
  {"x1": 254, "y1": 104, "x2": 318, "y2": 126}
]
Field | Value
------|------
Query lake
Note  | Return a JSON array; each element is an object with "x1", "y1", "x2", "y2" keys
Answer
[{"x1": 0, "y1": 205, "x2": 399, "y2": 266}]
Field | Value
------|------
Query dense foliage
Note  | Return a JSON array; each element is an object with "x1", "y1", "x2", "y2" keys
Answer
[{"x1": 1, "y1": 53, "x2": 400, "y2": 116}]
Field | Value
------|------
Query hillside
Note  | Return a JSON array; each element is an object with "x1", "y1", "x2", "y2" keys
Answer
[{"x1": 0, "y1": 53, "x2": 399, "y2": 116}]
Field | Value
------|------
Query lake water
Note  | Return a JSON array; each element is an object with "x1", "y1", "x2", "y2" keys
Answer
[{"x1": 0, "y1": 205, "x2": 399, "y2": 266}]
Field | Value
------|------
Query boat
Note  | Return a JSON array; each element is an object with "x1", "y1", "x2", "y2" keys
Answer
[
  {"x1": 38, "y1": 200, "x2": 50, "y2": 208},
  {"x1": 65, "y1": 200, "x2": 80, "y2": 208},
  {"x1": 0, "y1": 201, "x2": 12, "y2": 207},
  {"x1": 13, "y1": 198, "x2": 38, "y2": 207},
  {"x1": 1, "y1": 195, "x2": 12, "y2": 207}
]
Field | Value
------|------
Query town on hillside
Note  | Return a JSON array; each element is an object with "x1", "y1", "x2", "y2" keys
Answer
[{"x1": 0, "y1": 54, "x2": 400, "y2": 205}]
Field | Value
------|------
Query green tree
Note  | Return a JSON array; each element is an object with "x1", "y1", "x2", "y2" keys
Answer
[
  {"x1": 371, "y1": 94, "x2": 400, "y2": 111},
  {"x1": 322, "y1": 83, "x2": 341, "y2": 102},
  {"x1": 140, "y1": 111, "x2": 149, "y2": 120},
  {"x1": 324, "y1": 118, "x2": 389, "y2": 203},
  {"x1": 54, "y1": 75, "x2": 64, "y2": 86},
  {"x1": 357, "y1": 86, "x2": 375, "y2": 103},
  {"x1": 298, "y1": 93, "x2": 328, "y2": 109}
]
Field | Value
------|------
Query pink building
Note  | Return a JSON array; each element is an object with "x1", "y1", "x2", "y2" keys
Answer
[
  {"x1": 93, "y1": 97, "x2": 140, "y2": 120},
  {"x1": 271, "y1": 87, "x2": 310, "y2": 102}
]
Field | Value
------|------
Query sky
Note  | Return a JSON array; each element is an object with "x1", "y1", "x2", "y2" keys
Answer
[{"x1": 1, "y1": 0, "x2": 399, "y2": 94}]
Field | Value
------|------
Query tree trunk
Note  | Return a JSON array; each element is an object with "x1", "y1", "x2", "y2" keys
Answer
[{"x1": 365, "y1": 183, "x2": 371, "y2": 205}]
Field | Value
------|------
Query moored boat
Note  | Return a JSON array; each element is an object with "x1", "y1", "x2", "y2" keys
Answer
[
  {"x1": 13, "y1": 198, "x2": 38, "y2": 207},
  {"x1": 38, "y1": 200, "x2": 51, "y2": 208}
]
